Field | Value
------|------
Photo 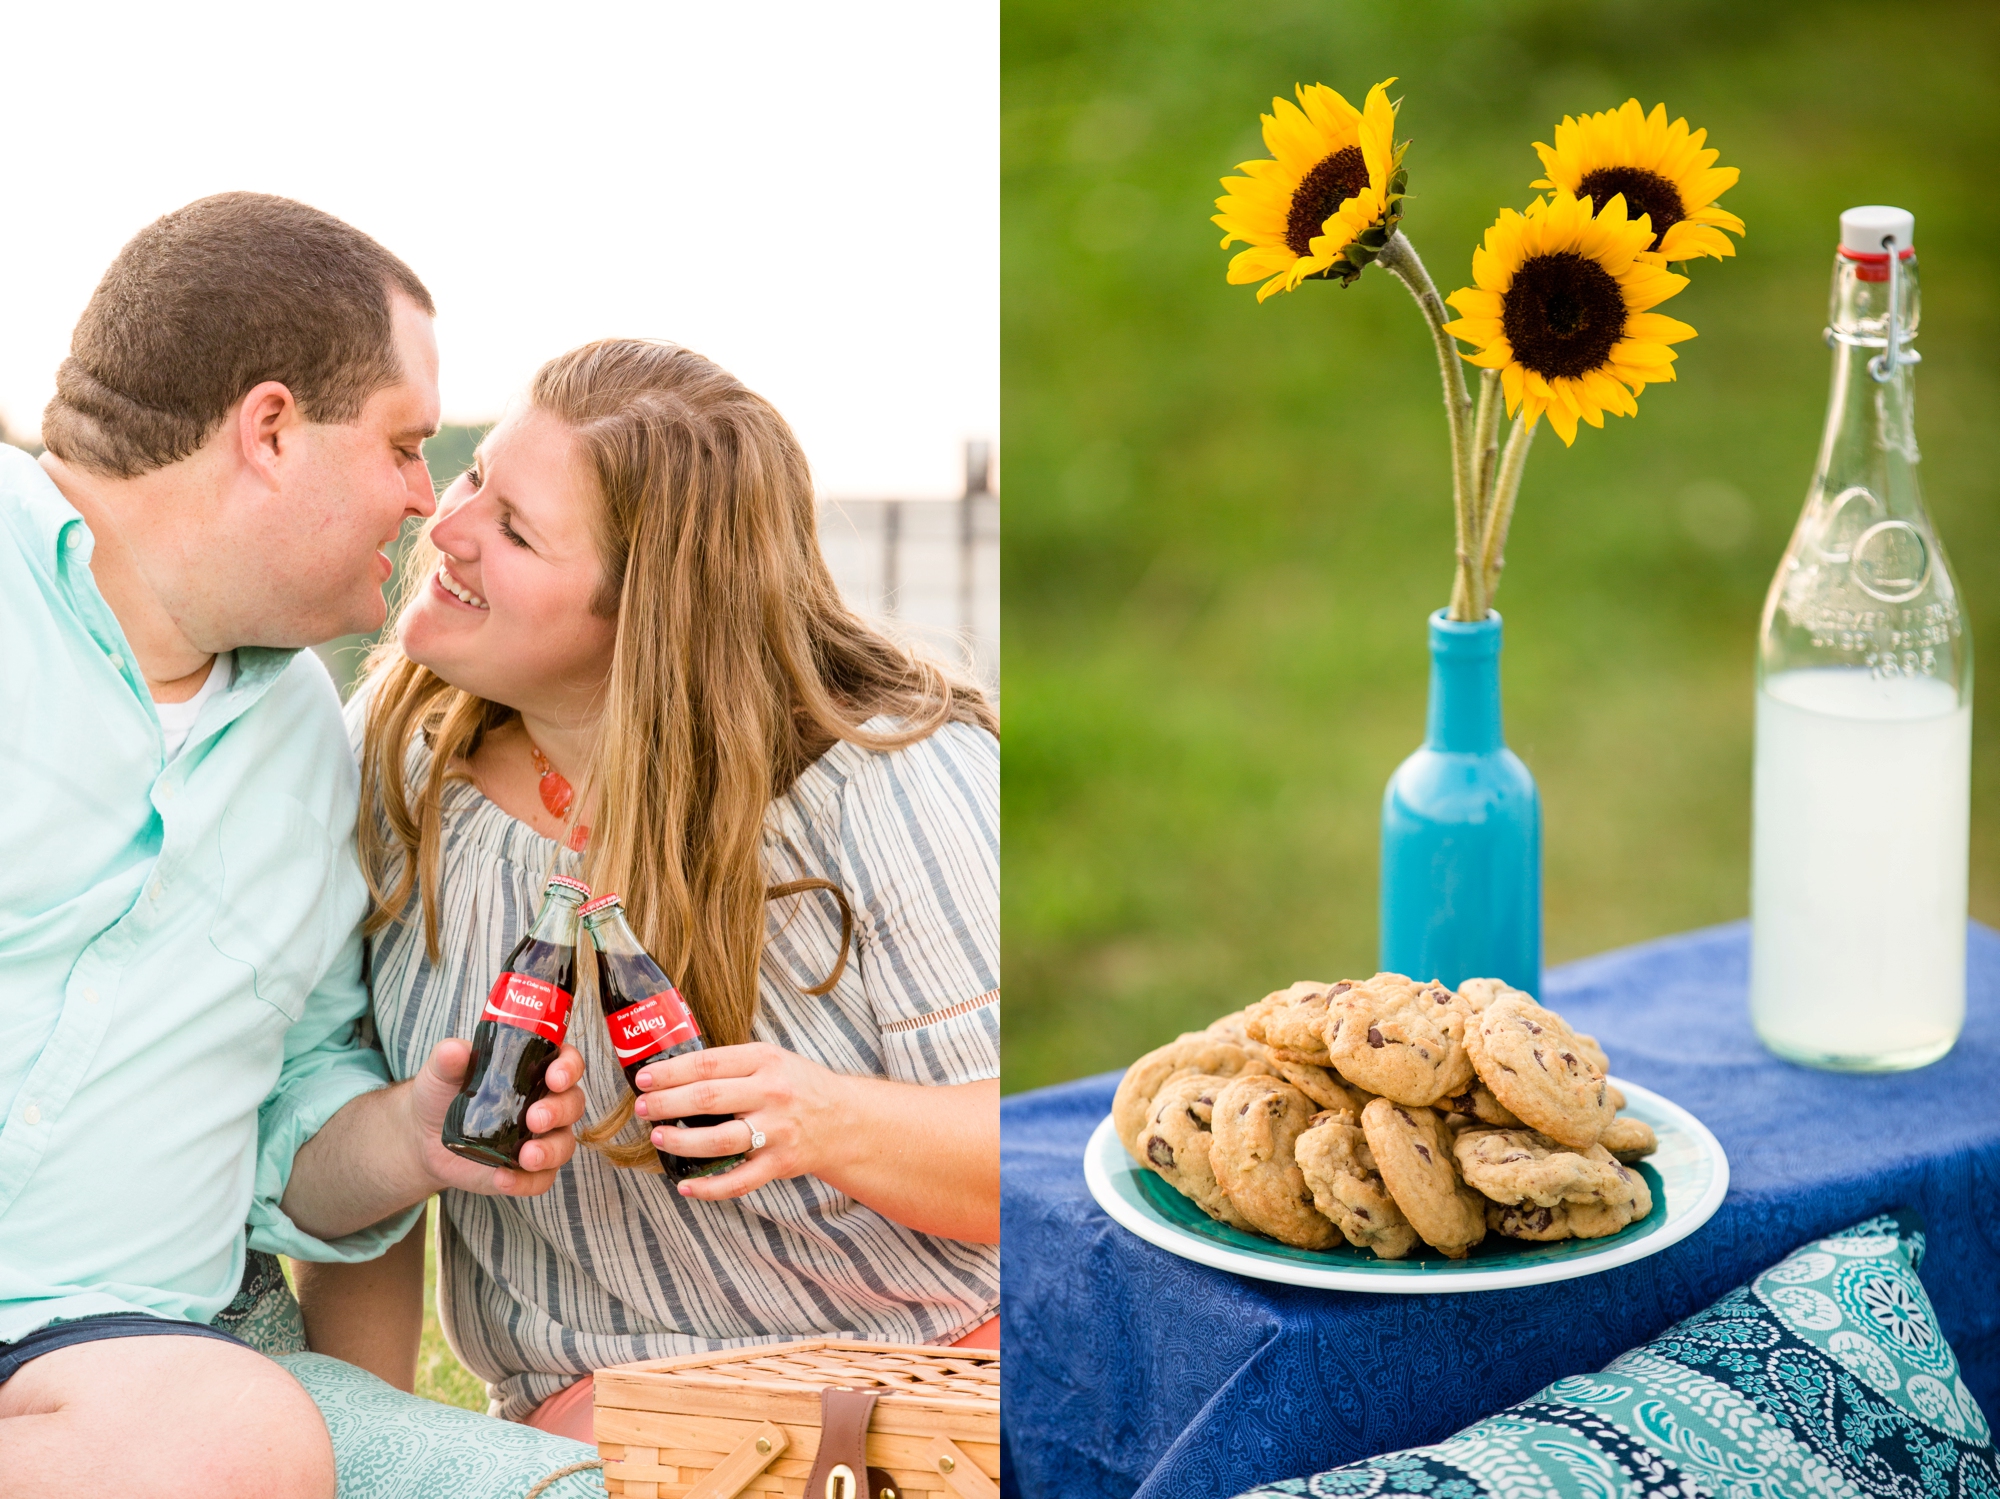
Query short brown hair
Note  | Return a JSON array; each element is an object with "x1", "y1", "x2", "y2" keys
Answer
[{"x1": 42, "y1": 192, "x2": 434, "y2": 478}]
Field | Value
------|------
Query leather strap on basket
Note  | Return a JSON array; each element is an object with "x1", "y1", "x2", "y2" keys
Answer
[{"x1": 803, "y1": 1388, "x2": 896, "y2": 1499}]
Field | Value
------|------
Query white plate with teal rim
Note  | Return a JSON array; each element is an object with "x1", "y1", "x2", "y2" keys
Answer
[{"x1": 1083, "y1": 1076, "x2": 1728, "y2": 1293}]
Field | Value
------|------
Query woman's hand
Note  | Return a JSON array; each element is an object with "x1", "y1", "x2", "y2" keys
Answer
[
  {"x1": 634, "y1": 1043, "x2": 834, "y2": 1200},
  {"x1": 634, "y1": 1046, "x2": 999, "y2": 1242}
]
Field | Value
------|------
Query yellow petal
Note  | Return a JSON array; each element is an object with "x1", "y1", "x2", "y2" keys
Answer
[
  {"x1": 1296, "y1": 82, "x2": 1362, "y2": 140},
  {"x1": 1358, "y1": 78, "x2": 1398, "y2": 187},
  {"x1": 1623, "y1": 312, "x2": 1698, "y2": 344},
  {"x1": 1618, "y1": 267, "x2": 1689, "y2": 311},
  {"x1": 1446, "y1": 287, "x2": 1503, "y2": 318},
  {"x1": 1227, "y1": 245, "x2": 1300, "y2": 283},
  {"x1": 1691, "y1": 204, "x2": 1747, "y2": 235},
  {"x1": 1607, "y1": 339, "x2": 1677, "y2": 367},
  {"x1": 1683, "y1": 166, "x2": 1740, "y2": 205}
]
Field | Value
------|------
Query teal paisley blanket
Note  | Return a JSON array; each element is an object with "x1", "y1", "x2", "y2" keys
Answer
[
  {"x1": 1237, "y1": 1211, "x2": 1997, "y2": 1499},
  {"x1": 214, "y1": 1251, "x2": 604, "y2": 1498}
]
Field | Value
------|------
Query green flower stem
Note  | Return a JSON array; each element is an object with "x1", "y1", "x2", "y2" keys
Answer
[
  {"x1": 1378, "y1": 230, "x2": 1481, "y2": 621},
  {"x1": 1470, "y1": 368, "x2": 1504, "y2": 539},
  {"x1": 1478, "y1": 413, "x2": 1537, "y2": 602}
]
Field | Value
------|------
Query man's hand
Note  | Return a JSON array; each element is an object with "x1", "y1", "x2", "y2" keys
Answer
[
  {"x1": 281, "y1": 1040, "x2": 591, "y2": 1241},
  {"x1": 409, "y1": 1038, "x2": 589, "y2": 1196}
]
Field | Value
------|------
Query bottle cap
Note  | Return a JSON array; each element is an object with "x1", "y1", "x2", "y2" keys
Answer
[
  {"x1": 578, "y1": 893, "x2": 624, "y2": 918},
  {"x1": 1839, "y1": 205, "x2": 1914, "y2": 257},
  {"x1": 546, "y1": 874, "x2": 592, "y2": 899}
]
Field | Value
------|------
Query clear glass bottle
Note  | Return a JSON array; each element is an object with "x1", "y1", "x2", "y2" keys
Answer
[{"x1": 1750, "y1": 206, "x2": 1971, "y2": 1071}]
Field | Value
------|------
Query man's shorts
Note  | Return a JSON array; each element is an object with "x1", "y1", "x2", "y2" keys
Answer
[{"x1": 0, "y1": 1312, "x2": 245, "y2": 1387}]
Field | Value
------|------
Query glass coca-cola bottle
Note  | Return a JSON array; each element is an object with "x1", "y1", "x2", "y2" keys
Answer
[
  {"x1": 442, "y1": 874, "x2": 590, "y2": 1167},
  {"x1": 579, "y1": 893, "x2": 745, "y2": 1182}
]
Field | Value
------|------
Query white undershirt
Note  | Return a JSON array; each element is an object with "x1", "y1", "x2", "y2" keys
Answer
[{"x1": 153, "y1": 651, "x2": 234, "y2": 760}]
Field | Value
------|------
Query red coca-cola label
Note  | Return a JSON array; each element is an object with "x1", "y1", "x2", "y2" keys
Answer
[
  {"x1": 605, "y1": 987, "x2": 700, "y2": 1064},
  {"x1": 480, "y1": 973, "x2": 574, "y2": 1043}
]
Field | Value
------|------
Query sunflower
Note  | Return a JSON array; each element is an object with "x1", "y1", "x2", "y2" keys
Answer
[
  {"x1": 1531, "y1": 99, "x2": 1743, "y2": 263},
  {"x1": 1442, "y1": 189, "x2": 1696, "y2": 445},
  {"x1": 1213, "y1": 79, "x2": 1405, "y2": 300}
]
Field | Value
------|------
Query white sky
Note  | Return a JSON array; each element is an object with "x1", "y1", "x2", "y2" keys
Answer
[{"x1": 0, "y1": 1, "x2": 996, "y2": 500}]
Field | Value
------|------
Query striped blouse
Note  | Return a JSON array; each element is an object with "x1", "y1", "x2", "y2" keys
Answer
[{"x1": 351, "y1": 705, "x2": 1000, "y2": 1419}]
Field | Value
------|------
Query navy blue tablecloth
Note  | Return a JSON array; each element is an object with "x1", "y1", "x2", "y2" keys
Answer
[{"x1": 999, "y1": 921, "x2": 2000, "y2": 1499}]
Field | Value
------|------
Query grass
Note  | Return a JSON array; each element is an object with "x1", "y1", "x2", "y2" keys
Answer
[{"x1": 1001, "y1": 0, "x2": 2000, "y2": 1092}]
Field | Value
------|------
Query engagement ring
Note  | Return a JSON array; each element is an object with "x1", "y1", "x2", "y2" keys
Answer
[{"x1": 748, "y1": 1128, "x2": 767, "y2": 1151}]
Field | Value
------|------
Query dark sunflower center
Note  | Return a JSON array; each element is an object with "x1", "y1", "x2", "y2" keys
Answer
[
  {"x1": 1574, "y1": 166, "x2": 1685, "y2": 250},
  {"x1": 1285, "y1": 146, "x2": 1369, "y2": 256},
  {"x1": 1500, "y1": 251, "x2": 1627, "y2": 381}
]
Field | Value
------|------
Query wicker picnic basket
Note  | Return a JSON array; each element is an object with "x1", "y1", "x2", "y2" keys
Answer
[{"x1": 593, "y1": 1339, "x2": 1000, "y2": 1499}]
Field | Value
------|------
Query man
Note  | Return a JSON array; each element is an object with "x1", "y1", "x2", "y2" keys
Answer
[{"x1": 0, "y1": 194, "x2": 589, "y2": 1498}]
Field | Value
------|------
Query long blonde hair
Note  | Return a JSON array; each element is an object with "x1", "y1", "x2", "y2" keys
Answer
[{"x1": 358, "y1": 339, "x2": 995, "y2": 1164}]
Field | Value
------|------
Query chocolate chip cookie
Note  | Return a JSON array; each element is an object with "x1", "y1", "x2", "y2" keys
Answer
[
  {"x1": 1209, "y1": 1075, "x2": 1341, "y2": 1250},
  {"x1": 1271, "y1": 1057, "x2": 1364, "y2": 1113},
  {"x1": 1359, "y1": 1097, "x2": 1487, "y2": 1258},
  {"x1": 1598, "y1": 1115, "x2": 1657, "y2": 1163},
  {"x1": 1241, "y1": 981, "x2": 1351, "y2": 1063},
  {"x1": 1572, "y1": 1032, "x2": 1611, "y2": 1075},
  {"x1": 1440, "y1": 1087, "x2": 1512, "y2": 1135},
  {"x1": 1113, "y1": 1033, "x2": 1255, "y2": 1162},
  {"x1": 1325, "y1": 975, "x2": 1476, "y2": 1107},
  {"x1": 1295, "y1": 1109, "x2": 1418, "y2": 1259},
  {"x1": 1485, "y1": 1157, "x2": 1652, "y2": 1241},
  {"x1": 1205, "y1": 1011, "x2": 1254, "y2": 1043},
  {"x1": 1456, "y1": 977, "x2": 1531, "y2": 1013},
  {"x1": 1452, "y1": 1127, "x2": 1630, "y2": 1208},
  {"x1": 1134, "y1": 1074, "x2": 1255, "y2": 1231},
  {"x1": 1438, "y1": 1080, "x2": 1523, "y2": 1131},
  {"x1": 1458, "y1": 980, "x2": 1612, "y2": 1074},
  {"x1": 1465, "y1": 994, "x2": 1614, "y2": 1149}
]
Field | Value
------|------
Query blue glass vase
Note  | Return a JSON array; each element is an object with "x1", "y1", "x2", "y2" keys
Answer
[{"x1": 1379, "y1": 609, "x2": 1542, "y2": 995}]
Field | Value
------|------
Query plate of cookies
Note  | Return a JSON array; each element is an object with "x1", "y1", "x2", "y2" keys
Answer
[{"x1": 1084, "y1": 974, "x2": 1728, "y2": 1292}]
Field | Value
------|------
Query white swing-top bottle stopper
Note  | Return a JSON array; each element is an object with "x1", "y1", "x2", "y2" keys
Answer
[{"x1": 1840, "y1": 204, "x2": 1914, "y2": 255}]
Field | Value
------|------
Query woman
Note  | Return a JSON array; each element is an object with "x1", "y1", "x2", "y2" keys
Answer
[{"x1": 309, "y1": 339, "x2": 998, "y2": 1438}]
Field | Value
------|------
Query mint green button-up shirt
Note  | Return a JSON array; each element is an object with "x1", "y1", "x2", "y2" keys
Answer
[{"x1": 0, "y1": 444, "x2": 417, "y2": 1342}]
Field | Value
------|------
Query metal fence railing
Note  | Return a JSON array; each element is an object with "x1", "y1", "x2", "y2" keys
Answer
[{"x1": 817, "y1": 442, "x2": 999, "y2": 693}]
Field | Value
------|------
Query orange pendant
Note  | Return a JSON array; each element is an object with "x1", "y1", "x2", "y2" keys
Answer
[
  {"x1": 539, "y1": 769, "x2": 573, "y2": 819},
  {"x1": 529, "y1": 743, "x2": 575, "y2": 818},
  {"x1": 528, "y1": 739, "x2": 587, "y2": 850}
]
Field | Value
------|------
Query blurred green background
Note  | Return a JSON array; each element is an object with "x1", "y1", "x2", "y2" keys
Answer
[{"x1": 1000, "y1": 0, "x2": 2000, "y2": 1092}]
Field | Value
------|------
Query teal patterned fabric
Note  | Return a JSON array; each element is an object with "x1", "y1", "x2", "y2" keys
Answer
[
  {"x1": 212, "y1": 1252, "x2": 605, "y2": 1497},
  {"x1": 210, "y1": 1250, "x2": 308, "y2": 1356},
  {"x1": 275, "y1": 1353, "x2": 606, "y2": 1499},
  {"x1": 1237, "y1": 1211, "x2": 1998, "y2": 1499}
]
